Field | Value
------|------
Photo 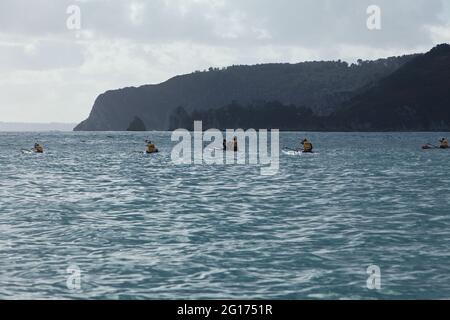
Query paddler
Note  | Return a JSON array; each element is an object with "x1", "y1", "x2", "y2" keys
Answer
[
  {"x1": 146, "y1": 140, "x2": 159, "y2": 154},
  {"x1": 33, "y1": 143, "x2": 44, "y2": 153},
  {"x1": 439, "y1": 138, "x2": 449, "y2": 149},
  {"x1": 301, "y1": 138, "x2": 313, "y2": 153}
]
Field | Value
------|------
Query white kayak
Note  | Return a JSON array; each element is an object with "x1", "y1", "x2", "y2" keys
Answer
[
  {"x1": 282, "y1": 149, "x2": 303, "y2": 156},
  {"x1": 282, "y1": 148, "x2": 316, "y2": 156}
]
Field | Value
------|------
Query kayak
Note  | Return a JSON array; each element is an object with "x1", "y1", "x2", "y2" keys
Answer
[
  {"x1": 282, "y1": 147, "x2": 314, "y2": 155},
  {"x1": 282, "y1": 149, "x2": 301, "y2": 156},
  {"x1": 422, "y1": 145, "x2": 449, "y2": 150},
  {"x1": 132, "y1": 150, "x2": 159, "y2": 155},
  {"x1": 282, "y1": 148, "x2": 308, "y2": 156}
]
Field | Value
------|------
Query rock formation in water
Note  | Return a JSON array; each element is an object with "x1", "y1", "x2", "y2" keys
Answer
[{"x1": 126, "y1": 116, "x2": 147, "y2": 131}]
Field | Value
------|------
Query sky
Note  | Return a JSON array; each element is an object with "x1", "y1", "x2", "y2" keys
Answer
[{"x1": 0, "y1": 0, "x2": 449, "y2": 123}]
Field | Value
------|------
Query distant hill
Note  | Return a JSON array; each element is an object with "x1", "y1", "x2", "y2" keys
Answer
[
  {"x1": 168, "y1": 44, "x2": 450, "y2": 131},
  {"x1": 329, "y1": 44, "x2": 450, "y2": 131},
  {"x1": 0, "y1": 122, "x2": 76, "y2": 132},
  {"x1": 74, "y1": 55, "x2": 416, "y2": 131}
]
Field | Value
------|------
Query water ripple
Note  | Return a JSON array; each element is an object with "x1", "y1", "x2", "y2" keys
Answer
[{"x1": 0, "y1": 132, "x2": 450, "y2": 299}]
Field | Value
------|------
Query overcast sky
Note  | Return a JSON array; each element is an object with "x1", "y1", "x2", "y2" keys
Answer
[{"x1": 1, "y1": 0, "x2": 449, "y2": 123}]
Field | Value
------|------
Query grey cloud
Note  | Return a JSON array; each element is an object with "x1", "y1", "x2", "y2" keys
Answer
[
  {"x1": 0, "y1": 40, "x2": 85, "y2": 71},
  {"x1": 77, "y1": 0, "x2": 448, "y2": 48},
  {"x1": 0, "y1": 0, "x2": 446, "y2": 47},
  {"x1": 0, "y1": 0, "x2": 73, "y2": 36},
  {"x1": 229, "y1": 0, "x2": 445, "y2": 47}
]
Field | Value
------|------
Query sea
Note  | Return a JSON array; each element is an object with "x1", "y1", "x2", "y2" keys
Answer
[{"x1": 0, "y1": 131, "x2": 449, "y2": 299}]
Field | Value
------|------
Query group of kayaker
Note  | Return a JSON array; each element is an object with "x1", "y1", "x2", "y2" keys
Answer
[
  {"x1": 26, "y1": 137, "x2": 448, "y2": 154},
  {"x1": 294, "y1": 137, "x2": 450, "y2": 153}
]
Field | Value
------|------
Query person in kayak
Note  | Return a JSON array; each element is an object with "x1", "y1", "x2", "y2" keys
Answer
[
  {"x1": 233, "y1": 137, "x2": 238, "y2": 152},
  {"x1": 439, "y1": 138, "x2": 449, "y2": 149},
  {"x1": 33, "y1": 143, "x2": 44, "y2": 153},
  {"x1": 146, "y1": 140, "x2": 159, "y2": 154},
  {"x1": 301, "y1": 139, "x2": 313, "y2": 153}
]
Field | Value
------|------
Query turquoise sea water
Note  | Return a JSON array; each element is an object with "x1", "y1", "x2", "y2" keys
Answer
[{"x1": 0, "y1": 132, "x2": 449, "y2": 299}]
